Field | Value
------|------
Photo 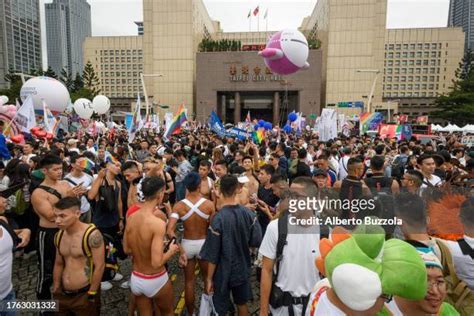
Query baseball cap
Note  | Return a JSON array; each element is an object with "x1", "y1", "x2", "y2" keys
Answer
[{"x1": 312, "y1": 168, "x2": 328, "y2": 177}]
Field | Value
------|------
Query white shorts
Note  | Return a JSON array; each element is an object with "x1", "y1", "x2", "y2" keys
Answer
[
  {"x1": 130, "y1": 270, "x2": 169, "y2": 298},
  {"x1": 181, "y1": 239, "x2": 206, "y2": 259}
]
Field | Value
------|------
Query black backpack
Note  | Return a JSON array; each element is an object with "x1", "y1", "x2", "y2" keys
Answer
[{"x1": 0, "y1": 219, "x2": 21, "y2": 251}]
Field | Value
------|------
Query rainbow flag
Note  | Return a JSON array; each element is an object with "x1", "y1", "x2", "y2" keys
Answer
[
  {"x1": 360, "y1": 112, "x2": 384, "y2": 134},
  {"x1": 164, "y1": 103, "x2": 187, "y2": 138},
  {"x1": 78, "y1": 158, "x2": 95, "y2": 172},
  {"x1": 252, "y1": 128, "x2": 265, "y2": 144},
  {"x1": 105, "y1": 152, "x2": 120, "y2": 165}
]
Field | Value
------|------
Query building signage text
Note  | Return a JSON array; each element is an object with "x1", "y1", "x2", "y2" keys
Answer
[{"x1": 229, "y1": 65, "x2": 282, "y2": 82}]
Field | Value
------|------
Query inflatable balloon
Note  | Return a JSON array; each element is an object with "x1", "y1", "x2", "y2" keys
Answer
[
  {"x1": 264, "y1": 122, "x2": 273, "y2": 130},
  {"x1": 46, "y1": 133, "x2": 54, "y2": 140},
  {"x1": 0, "y1": 96, "x2": 8, "y2": 105},
  {"x1": 30, "y1": 127, "x2": 41, "y2": 135},
  {"x1": 5, "y1": 104, "x2": 16, "y2": 116},
  {"x1": 258, "y1": 119, "x2": 265, "y2": 127},
  {"x1": 92, "y1": 95, "x2": 111, "y2": 115},
  {"x1": 253, "y1": 124, "x2": 259, "y2": 131},
  {"x1": 283, "y1": 124, "x2": 292, "y2": 133},
  {"x1": 10, "y1": 134, "x2": 24, "y2": 144},
  {"x1": 0, "y1": 105, "x2": 19, "y2": 135},
  {"x1": 288, "y1": 112, "x2": 298, "y2": 122},
  {"x1": 36, "y1": 130, "x2": 47, "y2": 138},
  {"x1": 258, "y1": 29, "x2": 310, "y2": 75},
  {"x1": 73, "y1": 98, "x2": 94, "y2": 119},
  {"x1": 20, "y1": 76, "x2": 70, "y2": 114}
]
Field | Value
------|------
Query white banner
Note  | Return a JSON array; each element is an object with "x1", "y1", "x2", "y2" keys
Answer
[{"x1": 15, "y1": 96, "x2": 37, "y2": 133}]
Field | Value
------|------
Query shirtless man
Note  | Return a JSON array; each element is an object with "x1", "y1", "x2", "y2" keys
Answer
[
  {"x1": 243, "y1": 156, "x2": 259, "y2": 197},
  {"x1": 122, "y1": 161, "x2": 142, "y2": 208},
  {"x1": 198, "y1": 160, "x2": 214, "y2": 200},
  {"x1": 212, "y1": 160, "x2": 228, "y2": 211},
  {"x1": 167, "y1": 172, "x2": 215, "y2": 316},
  {"x1": 124, "y1": 176, "x2": 179, "y2": 316},
  {"x1": 53, "y1": 197, "x2": 105, "y2": 315},
  {"x1": 31, "y1": 155, "x2": 87, "y2": 301}
]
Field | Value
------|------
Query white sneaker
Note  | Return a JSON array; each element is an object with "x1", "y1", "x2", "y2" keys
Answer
[
  {"x1": 112, "y1": 273, "x2": 124, "y2": 281},
  {"x1": 120, "y1": 280, "x2": 130, "y2": 289},
  {"x1": 101, "y1": 281, "x2": 113, "y2": 291}
]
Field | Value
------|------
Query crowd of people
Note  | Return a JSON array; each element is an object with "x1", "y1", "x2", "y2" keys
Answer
[{"x1": 0, "y1": 123, "x2": 473, "y2": 316}]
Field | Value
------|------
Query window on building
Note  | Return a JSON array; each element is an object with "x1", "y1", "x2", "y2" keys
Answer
[
  {"x1": 413, "y1": 92, "x2": 419, "y2": 97},
  {"x1": 423, "y1": 68, "x2": 429, "y2": 74},
  {"x1": 409, "y1": 60, "x2": 414, "y2": 66},
  {"x1": 410, "y1": 44, "x2": 416, "y2": 50},
  {"x1": 395, "y1": 60, "x2": 401, "y2": 66},
  {"x1": 409, "y1": 52, "x2": 415, "y2": 58},
  {"x1": 394, "y1": 44, "x2": 400, "y2": 50},
  {"x1": 387, "y1": 76, "x2": 392, "y2": 82},
  {"x1": 431, "y1": 51, "x2": 437, "y2": 58},
  {"x1": 424, "y1": 51, "x2": 430, "y2": 58},
  {"x1": 408, "y1": 68, "x2": 414, "y2": 74},
  {"x1": 402, "y1": 52, "x2": 408, "y2": 58},
  {"x1": 408, "y1": 84, "x2": 413, "y2": 90},
  {"x1": 386, "y1": 84, "x2": 392, "y2": 90},
  {"x1": 429, "y1": 84, "x2": 434, "y2": 89},
  {"x1": 400, "y1": 68, "x2": 407, "y2": 74},
  {"x1": 408, "y1": 76, "x2": 413, "y2": 81},
  {"x1": 416, "y1": 60, "x2": 422, "y2": 66},
  {"x1": 415, "y1": 84, "x2": 420, "y2": 89},
  {"x1": 388, "y1": 52, "x2": 394, "y2": 58},
  {"x1": 423, "y1": 60, "x2": 429, "y2": 65},
  {"x1": 429, "y1": 76, "x2": 434, "y2": 81},
  {"x1": 401, "y1": 76, "x2": 406, "y2": 82},
  {"x1": 395, "y1": 52, "x2": 400, "y2": 58},
  {"x1": 431, "y1": 43, "x2": 437, "y2": 49},
  {"x1": 400, "y1": 84, "x2": 406, "y2": 90},
  {"x1": 422, "y1": 76, "x2": 427, "y2": 82},
  {"x1": 417, "y1": 43, "x2": 423, "y2": 50},
  {"x1": 422, "y1": 84, "x2": 427, "y2": 89},
  {"x1": 416, "y1": 51, "x2": 422, "y2": 58},
  {"x1": 401, "y1": 60, "x2": 407, "y2": 66},
  {"x1": 400, "y1": 92, "x2": 405, "y2": 97},
  {"x1": 424, "y1": 43, "x2": 430, "y2": 49},
  {"x1": 393, "y1": 84, "x2": 399, "y2": 90},
  {"x1": 403, "y1": 44, "x2": 409, "y2": 50}
]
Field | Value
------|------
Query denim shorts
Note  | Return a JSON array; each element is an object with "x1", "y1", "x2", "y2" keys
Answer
[{"x1": 0, "y1": 290, "x2": 16, "y2": 316}]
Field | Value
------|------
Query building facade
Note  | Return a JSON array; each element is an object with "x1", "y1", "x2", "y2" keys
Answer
[
  {"x1": 383, "y1": 27, "x2": 464, "y2": 116},
  {"x1": 196, "y1": 50, "x2": 322, "y2": 125},
  {"x1": 46, "y1": 0, "x2": 91, "y2": 77},
  {"x1": 300, "y1": 0, "x2": 387, "y2": 110},
  {"x1": 142, "y1": 0, "x2": 220, "y2": 113},
  {"x1": 448, "y1": 0, "x2": 474, "y2": 51},
  {"x1": 83, "y1": 36, "x2": 144, "y2": 114},
  {"x1": 0, "y1": 0, "x2": 42, "y2": 89}
]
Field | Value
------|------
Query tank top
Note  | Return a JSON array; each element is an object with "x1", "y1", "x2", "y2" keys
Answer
[{"x1": 0, "y1": 226, "x2": 13, "y2": 300}]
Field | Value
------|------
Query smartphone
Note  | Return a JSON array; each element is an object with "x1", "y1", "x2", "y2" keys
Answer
[{"x1": 164, "y1": 237, "x2": 177, "y2": 252}]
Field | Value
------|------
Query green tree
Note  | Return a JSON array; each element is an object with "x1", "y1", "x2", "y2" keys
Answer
[
  {"x1": 73, "y1": 73, "x2": 84, "y2": 92},
  {"x1": 432, "y1": 50, "x2": 474, "y2": 125},
  {"x1": 60, "y1": 68, "x2": 74, "y2": 91},
  {"x1": 44, "y1": 66, "x2": 58, "y2": 79},
  {"x1": 82, "y1": 61, "x2": 101, "y2": 97},
  {"x1": 0, "y1": 70, "x2": 22, "y2": 102},
  {"x1": 71, "y1": 87, "x2": 94, "y2": 102}
]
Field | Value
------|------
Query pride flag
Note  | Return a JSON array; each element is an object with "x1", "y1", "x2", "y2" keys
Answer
[
  {"x1": 79, "y1": 158, "x2": 95, "y2": 173},
  {"x1": 360, "y1": 112, "x2": 384, "y2": 134},
  {"x1": 252, "y1": 128, "x2": 265, "y2": 144},
  {"x1": 164, "y1": 103, "x2": 187, "y2": 138}
]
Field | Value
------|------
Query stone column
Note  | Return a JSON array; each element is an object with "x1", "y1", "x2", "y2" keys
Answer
[
  {"x1": 273, "y1": 91, "x2": 280, "y2": 126},
  {"x1": 221, "y1": 94, "x2": 226, "y2": 123},
  {"x1": 234, "y1": 92, "x2": 241, "y2": 125}
]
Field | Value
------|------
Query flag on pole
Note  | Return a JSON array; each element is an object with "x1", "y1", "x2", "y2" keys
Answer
[
  {"x1": 164, "y1": 103, "x2": 187, "y2": 138},
  {"x1": 14, "y1": 96, "x2": 36, "y2": 134},
  {"x1": 43, "y1": 101, "x2": 56, "y2": 134},
  {"x1": 253, "y1": 6, "x2": 259, "y2": 16},
  {"x1": 247, "y1": 9, "x2": 251, "y2": 18},
  {"x1": 15, "y1": 99, "x2": 20, "y2": 111},
  {"x1": 264, "y1": 8, "x2": 268, "y2": 19},
  {"x1": 128, "y1": 94, "x2": 142, "y2": 143}
]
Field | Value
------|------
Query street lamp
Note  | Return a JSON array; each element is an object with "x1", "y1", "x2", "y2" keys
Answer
[
  {"x1": 140, "y1": 73, "x2": 164, "y2": 118},
  {"x1": 356, "y1": 69, "x2": 380, "y2": 113}
]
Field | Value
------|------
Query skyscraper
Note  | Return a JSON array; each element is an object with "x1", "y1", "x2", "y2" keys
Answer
[
  {"x1": 0, "y1": 0, "x2": 42, "y2": 89},
  {"x1": 45, "y1": 0, "x2": 91, "y2": 77},
  {"x1": 448, "y1": 0, "x2": 470, "y2": 51}
]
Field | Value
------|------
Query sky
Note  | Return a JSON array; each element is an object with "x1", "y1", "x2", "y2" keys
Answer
[{"x1": 39, "y1": 0, "x2": 450, "y2": 67}]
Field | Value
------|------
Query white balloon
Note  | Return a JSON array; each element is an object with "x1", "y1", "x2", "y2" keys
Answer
[
  {"x1": 20, "y1": 76, "x2": 70, "y2": 113},
  {"x1": 73, "y1": 98, "x2": 94, "y2": 119},
  {"x1": 0, "y1": 96, "x2": 9, "y2": 105},
  {"x1": 92, "y1": 95, "x2": 111, "y2": 115}
]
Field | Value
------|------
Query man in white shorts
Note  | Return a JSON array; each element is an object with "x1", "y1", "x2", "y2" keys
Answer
[{"x1": 167, "y1": 172, "x2": 215, "y2": 316}]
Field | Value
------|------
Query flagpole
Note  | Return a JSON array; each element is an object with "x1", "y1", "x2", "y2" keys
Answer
[{"x1": 257, "y1": 7, "x2": 260, "y2": 32}]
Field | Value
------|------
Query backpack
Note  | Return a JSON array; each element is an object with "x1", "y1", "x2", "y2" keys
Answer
[
  {"x1": 0, "y1": 218, "x2": 21, "y2": 250},
  {"x1": 437, "y1": 239, "x2": 474, "y2": 316},
  {"x1": 11, "y1": 188, "x2": 29, "y2": 216},
  {"x1": 391, "y1": 156, "x2": 407, "y2": 180},
  {"x1": 54, "y1": 224, "x2": 119, "y2": 282}
]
